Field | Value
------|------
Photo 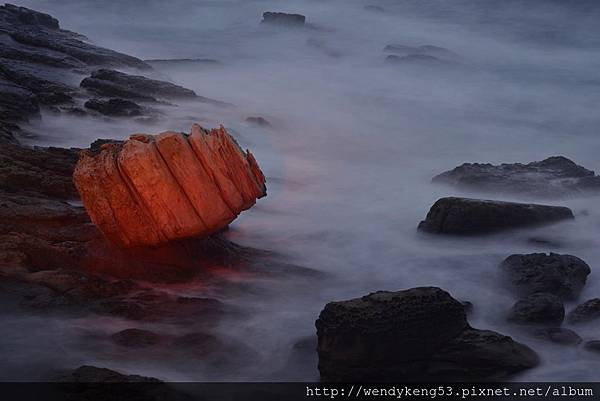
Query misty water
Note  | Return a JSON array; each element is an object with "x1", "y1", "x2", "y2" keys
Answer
[{"x1": 6, "y1": 0, "x2": 600, "y2": 381}]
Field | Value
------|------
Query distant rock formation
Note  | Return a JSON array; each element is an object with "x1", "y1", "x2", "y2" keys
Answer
[
  {"x1": 432, "y1": 156, "x2": 600, "y2": 198},
  {"x1": 418, "y1": 197, "x2": 573, "y2": 234},
  {"x1": 74, "y1": 125, "x2": 266, "y2": 248},
  {"x1": 261, "y1": 12, "x2": 306, "y2": 27},
  {"x1": 316, "y1": 287, "x2": 539, "y2": 381}
]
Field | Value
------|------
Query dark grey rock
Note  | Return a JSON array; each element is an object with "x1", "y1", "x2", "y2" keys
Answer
[
  {"x1": 507, "y1": 293, "x2": 565, "y2": 325},
  {"x1": 385, "y1": 54, "x2": 446, "y2": 65},
  {"x1": 432, "y1": 156, "x2": 600, "y2": 199},
  {"x1": 584, "y1": 340, "x2": 600, "y2": 353},
  {"x1": 84, "y1": 98, "x2": 143, "y2": 117},
  {"x1": 418, "y1": 197, "x2": 574, "y2": 235},
  {"x1": 0, "y1": 5, "x2": 150, "y2": 70},
  {"x1": 246, "y1": 116, "x2": 271, "y2": 127},
  {"x1": 530, "y1": 327, "x2": 582, "y2": 345},
  {"x1": 568, "y1": 298, "x2": 600, "y2": 324},
  {"x1": 80, "y1": 69, "x2": 196, "y2": 101},
  {"x1": 261, "y1": 12, "x2": 306, "y2": 27},
  {"x1": 384, "y1": 44, "x2": 457, "y2": 58},
  {"x1": 58, "y1": 365, "x2": 160, "y2": 382},
  {"x1": 316, "y1": 286, "x2": 538, "y2": 381},
  {"x1": 500, "y1": 253, "x2": 591, "y2": 300}
]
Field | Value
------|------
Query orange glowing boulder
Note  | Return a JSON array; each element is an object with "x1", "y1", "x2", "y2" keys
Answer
[{"x1": 73, "y1": 124, "x2": 266, "y2": 248}]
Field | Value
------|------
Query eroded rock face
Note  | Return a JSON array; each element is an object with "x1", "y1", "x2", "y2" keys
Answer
[
  {"x1": 418, "y1": 197, "x2": 573, "y2": 234},
  {"x1": 73, "y1": 125, "x2": 266, "y2": 248},
  {"x1": 500, "y1": 253, "x2": 591, "y2": 300},
  {"x1": 432, "y1": 156, "x2": 600, "y2": 199},
  {"x1": 316, "y1": 287, "x2": 538, "y2": 381}
]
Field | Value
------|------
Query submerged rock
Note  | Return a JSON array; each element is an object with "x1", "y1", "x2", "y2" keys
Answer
[
  {"x1": 432, "y1": 156, "x2": 600, "y2": 199},
  {"x1": 316, "y1": 287, "x2": 538, "y2": 381},
  {"x1": 507, "y1": 293, "x2": 565, "y2": 325},
  {"x1": 568, "y1": 298, "x2": 600, "y2": 324},
  {"x1": 84, "y1": 98, "x2": 143, "y2": 117},
  {"x1": 73, "y1": 124, "x2": 266, "y2": 248},
  {"x1": 261, "y1": 12, "x2": 306, "y2": 27},
  {"x1": 245, "y1": 116, "x2": 271, "y2": 127},
  {"x1": 530, "y1": 327, "x2": 582, "y2": 345},
  {"x1": 500, "y1": 253, "x2": 591, "y2": 300},
  {"x1": 418, "y1": 197, "x2": 573, "y2": 234},
  {"x1": 584, "y1": 341, "x2": 600, "y2": 353},
  {"x1": 384, "y1": 44, "x2": 457, "y2": 59},
  {"x1": 385, "y1": 54, "x2": 446, "y2": 65}
]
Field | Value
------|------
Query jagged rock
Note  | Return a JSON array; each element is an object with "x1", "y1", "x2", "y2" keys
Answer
[
  {"x1": 316, "y1": 287, "x2": 538, "y2": 381},
  {"x1": 432, "y1": 156, "x2": 600, "y2": 199},
  {"x1": 73, "y1": 124, "x2": 266, "y2": 248},
  {"x1": 418, "y1": 197, "x2": 574, "y2": 234},
  {"x1": 111, "y1": 328, "x2": 163, "y2": 348},
  {"x1": 84, "y1": 98, "x2": 143, "y2": 117},
  {"x1": 507, "y1": 293, "x2": 565, "y2": 325},
  {"x1": 0, "y1": 5, "x2": 149, "y2": 70},
  {"x1": 500, "y1": 253, "x2": 591, "y2": 300},
  {"x1": 568, "y1": 299, "x2": 600, "y2": 324},
  {"x1": 261, "y1": 12, "x2": 306, "y2": 26},
  {"x1": 584, "y1": 341, "x2": 600, "y2": 353},
  {"x1": 80, "y1": 69, "x2": 197, "y2": 101},
  {"x1": 530, "y1": 328, "x2": 582, "y2": 345}
]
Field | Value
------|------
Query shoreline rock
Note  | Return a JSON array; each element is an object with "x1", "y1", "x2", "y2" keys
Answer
[
  {"x1": 500, "y1": 253, "x2": 591, "y2": 300},
  {"x1": 432, "y1": 156, "x2": 600, "y2": 199},
  {"x1": 73, "y1": 125, "x2": 266, "y2": 248},
  {"x1": 316, "y1": 287, "x2": 538, "y2": 381},
  {"x1": 418, "y1": 197, "x2": 573, "y2": 234}
]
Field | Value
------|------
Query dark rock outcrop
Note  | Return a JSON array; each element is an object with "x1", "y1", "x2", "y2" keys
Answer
[
  {"x1": 584, "y1": 341, "x2": 600, "y2": 353},
  {"x1": 0, "y1": 4, "x2": 149, "y2": 70},
  {"x1": 316, "y1": 287, "x2": 538, "y2": 381},
  {"x1": 530, "y1": 327, "x2": 582, "y2": 345},
  {"x1": 246, "y1": 116, "x2": 271, "y2": 127},
  {"x1": 261, "y1": 12, "x2": 306, "y2": 27},
  {"x1": 507, "y1": 293, "x2": 565, "y2": 325},
  {"x1": 80, "y1": 69, "x2": 197, "y2": 101},
  {"x1": 500, "y1": 253, "x2": 591, "y2": 300},
  {"x1": 568, "y1": 298, "x2": 600, "y2": 324},
  {"x1": 418, "y1": 197, "x2": 574, "y2": 235},
  {"x1": 84, "y1": 98, "x2": 143, "y2": 117},
  {"x1": 432, "y1": 156, "x2": 600, "y2": 199},
  {"x1": 59, "y1": 365, "x2": 159, "y2": 382},
  {"x1": 385, "y1": 54, "x2": 446, "y2": 65}
]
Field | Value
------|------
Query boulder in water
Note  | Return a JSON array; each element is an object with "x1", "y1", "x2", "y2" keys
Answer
[{"x1": 73, "y1": 124, "x2": 266, "y2": 248}]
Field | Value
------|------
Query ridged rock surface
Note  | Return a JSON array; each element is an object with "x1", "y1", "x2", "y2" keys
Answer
[{"x1": 73, "y1": 124, "x2": 266, "y2": 248}]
